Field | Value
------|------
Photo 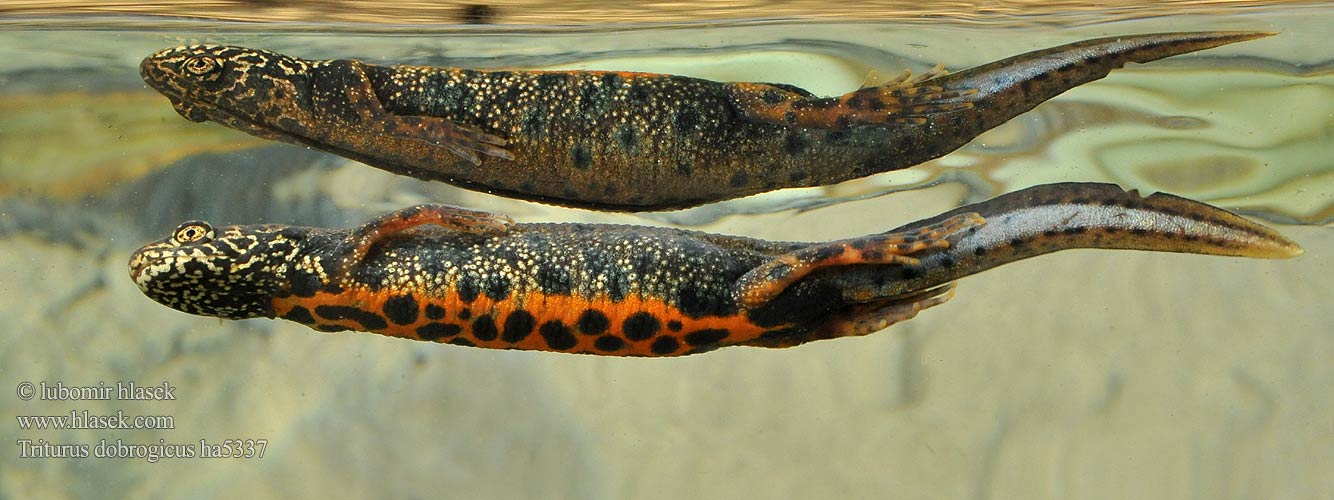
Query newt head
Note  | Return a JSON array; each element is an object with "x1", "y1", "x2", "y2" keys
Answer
[
  {"x1": 140, "y1": 45, "x2": 310, "y2": 142},
  {"x1": 130, "y1": 220, "x2": 298, "y2": 320}
]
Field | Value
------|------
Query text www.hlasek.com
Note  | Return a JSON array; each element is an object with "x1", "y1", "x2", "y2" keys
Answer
[{"x1": 17, "y1": 410, "x2": 174, "y2": 430}]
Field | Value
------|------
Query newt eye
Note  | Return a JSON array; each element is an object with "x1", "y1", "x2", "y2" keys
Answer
[
  {"x1": 182, "y1": 56, "x2": 221, "y2": 76},
  {"x1": 172, "y1": 221, "x2": 214, "y2": 245}
]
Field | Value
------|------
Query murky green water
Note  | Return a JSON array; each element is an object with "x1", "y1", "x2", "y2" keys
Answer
[{"x1": 0, "y1": 7, "x2": 1330, "y2": 500}]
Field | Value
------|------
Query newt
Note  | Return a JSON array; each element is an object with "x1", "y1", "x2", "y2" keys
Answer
[
  {"x1": 140, "y1": 32, "x2": 1271, "y2": 211},
  {"x1": 129, "y1": 183, "x2": 1301, "y2": 356}
]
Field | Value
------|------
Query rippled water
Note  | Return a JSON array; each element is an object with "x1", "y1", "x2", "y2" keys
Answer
[{"x1": 0, "y1": 4, "x2": 1330, "y2": 500}]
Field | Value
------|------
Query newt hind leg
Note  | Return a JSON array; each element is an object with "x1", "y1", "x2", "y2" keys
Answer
[
  {"x1": 744, "y1": 283, "x2": 957, "y2": 349},
  {"x1": 337, "y1": 204, "x2": 514, "y2": 275},
  {"x1": 730, "y1": 64, "x2": 978, "y2": 129},
  {"x1": 734, "y1": 212, "x2": 983, "y2": 308}
]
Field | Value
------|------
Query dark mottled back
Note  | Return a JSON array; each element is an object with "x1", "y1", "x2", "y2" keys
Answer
[{"x1": 347, "y1": 223, "x2": 799, "y2": 317}]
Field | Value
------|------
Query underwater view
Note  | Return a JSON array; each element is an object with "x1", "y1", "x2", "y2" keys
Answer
[{"x1": 0, "y1": 2, "x2": 1330, "y2": 499}]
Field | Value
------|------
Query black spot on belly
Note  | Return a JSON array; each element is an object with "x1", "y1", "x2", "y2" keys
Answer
[
  {"x1": 458, "y1": 4, "x2": 496, "y2": 24},
  {"x1": 425, "y1": 304, "x2": 447, "y2": 320},
  {"x1": 783, "y1": 131, "x2": 808, "y2": 156},
  {"x1": 667, "y1": 320, "x2": 682, "y2": 332},
  {"x1": 650, "y1": 336, "x2": 680, "y2": 355},
  {"x1": 674, "y1": 108, "x2": 699, "y2": 131},
  {"x1": 316, "y1": 324, "x2": 352, "y2": 333},
  {"x1": 760, "y1": 89, "x2": 786, "y2": 104},
  {"x1": 540, "y1": 321, "x2": 578, "y2": 350},
  {"x1": 622, "y1": 312, "x2": 661, "y2": 341},
  {"x1": 282, "y1": 306, "x2": 315, "y2": 324},
  {"x1": 314, "y1": 305, "x2": 388, "y2": 331},
  {"x1": 1020, "y1": 79, "x2": 1036, "y2": 94},
  {"x1": 676, "y1": 160, "x2": 693, "y2": 177},
  {"x1": 576, "y1": 309, "x2": 610, "y2": 335},
  {"x1": 501, "y1": 310, "x2": 536, "y2": 343},
  {"x1": 382, "y1": 294, "x2": 419, "y2": 325},
  {"x1": 418, "y1": 322, "x2": 462, "y2": 340},
  {"x1": 628, "y1": 84, "x2": 651, "y2": 105},
  {"x1": 450, "y1": 337, "x2": 476, "y2": 347},
  {"x1": 571, "y1": 144, "x2": 593, "y2": 169},
  {"x1": 616, "y1": 126, "x2": 638, "y2": 151},
  {"x1": 684, "y1": 328, "x2": 730, "y2": 347},
  {"x1": 593, "y1": 335, "x2": 626, "y2": 352},
  {"x1": 522, "y1": 109, "x2": 548, "y2": 135},
  {"x1": 472, "y1": 314, "x2": 499, "y2": 341},
  {"x1": 729, "y1": 171, "x2": 749, "y2": 188}
]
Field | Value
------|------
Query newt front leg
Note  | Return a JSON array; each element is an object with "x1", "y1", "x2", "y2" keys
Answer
[{"x1": 306, "y1": 60, "x2": 514, "y2": 165}]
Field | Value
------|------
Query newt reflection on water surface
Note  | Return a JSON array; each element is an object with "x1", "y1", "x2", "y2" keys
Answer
[
  {"x1": 140, "y1": 32, "x2": 1271, "y2": 211},
  {"x1": 129, "y1": 183, "x2": 1301, "y2": 357}
]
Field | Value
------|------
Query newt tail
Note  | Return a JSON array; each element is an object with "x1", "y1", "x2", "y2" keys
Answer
[
  {"x1": 140, "y1": 32, "x2": 1270, "y2": 210},
  {"x1": 129, "y1": 182, "x2": 1299, "y2": 357}
]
